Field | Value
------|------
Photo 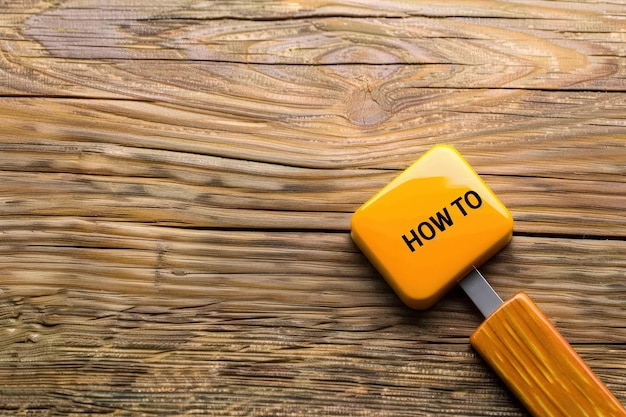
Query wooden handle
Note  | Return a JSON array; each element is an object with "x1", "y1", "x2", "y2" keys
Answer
[{"x1": 471, "y1": 292, "x2": 626, "y2": 417}]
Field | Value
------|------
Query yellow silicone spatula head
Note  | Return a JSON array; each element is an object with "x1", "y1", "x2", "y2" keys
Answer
[{"x1": 350, "y1": 145, "x2": 513, "y2": 309}]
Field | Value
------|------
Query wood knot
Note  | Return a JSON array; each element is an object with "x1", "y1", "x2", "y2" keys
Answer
[
  {"x1": 346, "y1": 86, "x2": 391, "y2": 126},
  {"x1": 320, "y1": 46, "x2": 398, "y2": 126}
]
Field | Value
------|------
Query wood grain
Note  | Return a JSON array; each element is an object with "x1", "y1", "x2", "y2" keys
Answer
[
  {"x1": 471, "y1": 292, "x2": 626, "y2": 417},
  {"x1": 0, "y1": 1, "x2": 624, "y2": 416}
]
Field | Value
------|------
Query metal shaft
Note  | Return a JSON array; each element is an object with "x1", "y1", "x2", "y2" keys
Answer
[{"x1": 458, "y1": 267, "x2": 503, "y2": 318}]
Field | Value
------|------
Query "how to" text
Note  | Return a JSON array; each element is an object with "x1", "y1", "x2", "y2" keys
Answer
[{"x1": 401, "y1": 191, "x2": 483, "y2": 252}]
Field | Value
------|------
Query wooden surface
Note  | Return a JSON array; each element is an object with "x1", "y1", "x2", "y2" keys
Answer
[{"x1": 0, "y1": 1, "x2": 624, "y2": 415}]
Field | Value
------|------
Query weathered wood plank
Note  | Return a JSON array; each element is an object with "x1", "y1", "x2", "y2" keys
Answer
[
  {"x1": 0, "y1": 97, "x2": 624, "y2": 235},
  {"x1": 0, "y1": 221, "x2": 624, "y2": 414},
  {"x1": 1, "y1": 1, "x2": 626, "y2": 98}
]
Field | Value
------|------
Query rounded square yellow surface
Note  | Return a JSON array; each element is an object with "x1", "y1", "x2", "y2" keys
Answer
[{"x1": 351, "y1": 145, "x2": 513, "y2": 310}]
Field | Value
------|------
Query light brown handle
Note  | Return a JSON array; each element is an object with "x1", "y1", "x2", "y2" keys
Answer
[{"x1": 471, "y1": 291, "x2": 626, "y2": 417}]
